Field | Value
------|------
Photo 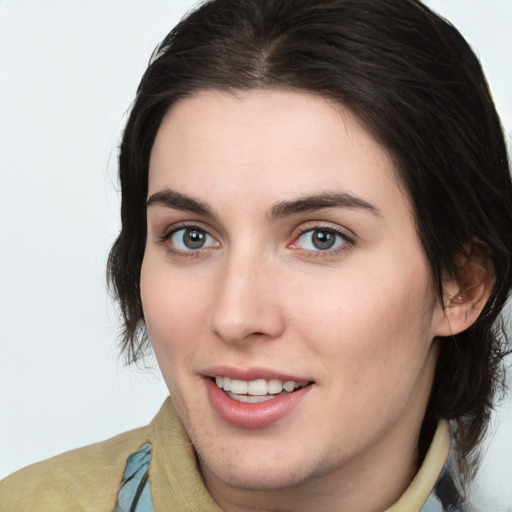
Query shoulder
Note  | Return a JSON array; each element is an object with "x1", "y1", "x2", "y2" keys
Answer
[{"x1": 0, "y1": 424, "x2": 152, "y2": 512}]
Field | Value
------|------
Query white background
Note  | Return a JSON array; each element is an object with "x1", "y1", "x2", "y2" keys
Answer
[{"x1": 0, "y1": 1, "x2": 511, "y2": 509}]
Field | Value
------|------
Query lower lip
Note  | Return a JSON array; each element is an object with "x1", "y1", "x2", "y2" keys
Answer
[{"x1": 205, "y1": 378, "x2": 312, "y2": 429}]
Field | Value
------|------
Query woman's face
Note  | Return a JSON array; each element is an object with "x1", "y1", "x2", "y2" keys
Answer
[{"x1": 141, "y1": 89, "x2": 447, "y2": 495}]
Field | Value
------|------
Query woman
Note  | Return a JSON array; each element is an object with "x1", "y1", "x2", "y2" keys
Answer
[{"x1": 2, "y1": 0, "x2": 511, "y2": 510}]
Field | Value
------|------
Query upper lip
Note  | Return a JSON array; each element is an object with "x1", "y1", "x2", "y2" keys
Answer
[{"x1": 201, "y1": 365, "x2": 314, "y2": 382}]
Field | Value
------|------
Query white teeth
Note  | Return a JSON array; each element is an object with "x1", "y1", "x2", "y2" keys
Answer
[
  {"x1": 247, "y1": 379, "x2": 267, "y2": 396},
  {"x1": 230, "y1": 379, "x2": 248, "y2": 394},
  {"x1": 225, "y1": 392, "x2": 276, "y2": 403},
  {"x1": 214, "y1": 376, "x2": 308, "y2": 396},
  {"x1": 267, "y1": 379, "x2": 283, "y2": 394},
  {"x1": 283, "y1": 380, "x2": 296, "y2": 392}
]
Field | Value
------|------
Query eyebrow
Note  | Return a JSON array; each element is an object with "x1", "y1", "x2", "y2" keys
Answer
[
  {"x1": 146, "y1": 189, "x2": 215, "y2": 217},
  {"x1": 270, "y1": 191, "x2": 381, "y2": 219},
  {"x1": 146, "y1": 188, "x2": 380, "y2": 219}
]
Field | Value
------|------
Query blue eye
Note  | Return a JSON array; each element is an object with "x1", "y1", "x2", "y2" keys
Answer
[
  {"x1": 296, "y1": 228, "x2": 347, "y2": 251},
  {"x1": 170, "y1": 227, "x2": 217, "y2": 251}
]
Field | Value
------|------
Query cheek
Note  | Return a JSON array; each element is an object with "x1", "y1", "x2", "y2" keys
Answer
[
  {"x1": 140, "y1": 254, "x2": 211, "y2": 366},
  {"x1": 290, "y1": 250, "x2": 437, "y2": 380},
  {"x1": 314, "y1": 286, "x2": 435, "y2": 433},
  {"x1": 140, "y1": 255, "x2": 216, "y2": 425}
]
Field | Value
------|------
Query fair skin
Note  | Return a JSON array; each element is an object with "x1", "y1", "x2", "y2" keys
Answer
[{"x1": 141, "y1": 89, "x2": 463, "y2": 512}]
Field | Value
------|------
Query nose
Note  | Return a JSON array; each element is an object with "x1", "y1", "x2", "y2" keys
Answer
[{"x1": 209, "y1": 251, "x2": 285, "y2": 344}]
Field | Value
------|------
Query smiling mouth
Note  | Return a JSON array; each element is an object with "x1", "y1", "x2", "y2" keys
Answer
[{"x1": 213, "y1": 376, "x2": 312, "y2": 403}]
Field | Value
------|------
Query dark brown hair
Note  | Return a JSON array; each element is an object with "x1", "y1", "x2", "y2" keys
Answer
[{"x1": 108, "y1": 0, "x2": 512, "y2": 489}]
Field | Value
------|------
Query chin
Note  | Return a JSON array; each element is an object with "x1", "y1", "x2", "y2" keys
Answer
[
  {"x1": 188, "y1": 429, "x2": 307, "y2": 490},
  {"x1": 200, "y1": 454, "x2": 312, "y2": 491}
]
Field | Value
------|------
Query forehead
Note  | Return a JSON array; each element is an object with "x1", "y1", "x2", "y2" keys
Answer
[{"x1": 148, "y1": 88, "x2": 408, "y2": 219}]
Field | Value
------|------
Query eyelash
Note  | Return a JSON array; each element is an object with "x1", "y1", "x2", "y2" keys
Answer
[
  {"x1": 290, "y1": 225, "x2": 355, "y2": 258},
  {"x1": 158, "y1": 222, "x2": 217, "y2": 258},
  {"x1": 157, "y1": 223, "x2": 355, "y2": 258}
]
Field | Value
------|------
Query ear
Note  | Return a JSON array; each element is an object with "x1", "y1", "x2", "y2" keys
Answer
[{"x1": 435, "y1": 250, "x2": 494, "y2": 337}]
